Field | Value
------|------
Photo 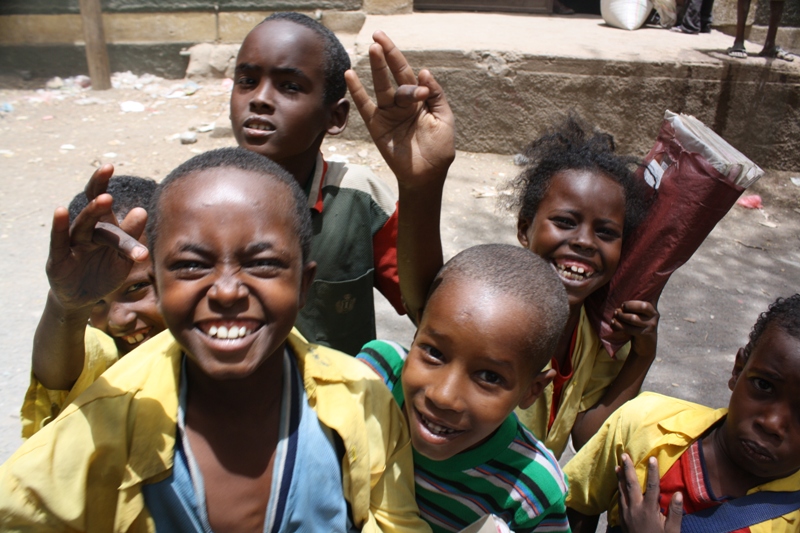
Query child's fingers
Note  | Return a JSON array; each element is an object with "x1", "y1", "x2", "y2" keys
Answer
[
  {"x1": 48, "y1": 207, "x2": 72, "y2": 264},
  {"x1": 372, "y1": 30, "x2": 417, "y2": 87},
  {"x1": 368, "y1": 42, "x2": 399, "y2": 109},
  {"x1": 643, "y1": 457, "x2": 661, "y2": 508},
  {"x1": 69, "y1": 194, "x2": 115, "y2": 245},
  {"x1": 619, "y1": 300, "x2": 658, "y2": 318},
  {"x1": 619, "y1": 453, "x2": 643, "y2": 505},
  {"x1": 119, "y1": 207, "x2": 148, "y2": 245},
  {"x1": 344, "y1": 70, "x2": 377, "y2": 120},
  {"x1": 394, "y1": 84, "x2": 430, "y2": 108},
  {"x1": 418, "y1": 69, "x2": 455, "y2": 123},
  {"x1": 665, "y1": 492, "x2": 683, "y2": 533},
  {"x1": 92, "y1": 222, "x2": 149, "y2": 262},
  {"x1": 84, "y1": 164, "x2": 114, "y2": 202}
]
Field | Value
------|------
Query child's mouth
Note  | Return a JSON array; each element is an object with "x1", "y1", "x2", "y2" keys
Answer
[
  {"x1": 118, "y1": 327, "x2": 152, "y2": 346},
  {"x1": 197, "y1": 320, "x2": 262, "y2": 340},
  {"x1": 243, "y1": 118, "x2": 276, "y2": 135},
  {"x1": 554, "y1": 262, "x2": 595, "y2": 282},
  {"x1": 416, "y1": 409, "x2": 463, "y2": 438}
]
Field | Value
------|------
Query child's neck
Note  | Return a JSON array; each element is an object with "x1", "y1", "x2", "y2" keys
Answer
[
  {"x1": 702, "y1": 422, "x2": 771, "y2": 498},
  {"x1": 185, "y1": 344, "x2": 286, "y2": 418}
]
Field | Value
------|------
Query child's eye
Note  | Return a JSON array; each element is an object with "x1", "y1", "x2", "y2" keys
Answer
[
  {"x1": 170, "y1": 261, "x2": 209, "y2": 277},
  {"x1": 476, "y1": 370, "x2": 504, "y2": 386},
  {"x1": 551, "y1": 217, "x2": 576, "y2": 228},
  {"x1": 125, "y1": 282, "x2": 150, "y2": 294},
  {"x1": 280, "y1": 81, "x2": 302, "y2": 93},
  {"x1": 235, "y1": 75, "x2": 257, "y2": 88},
  {"x1": 420, "y1": 344, "x2": 445, "y2": 362},
  {"x1": 596, "y1": 227, "x2": 622, "y2": 241},
  {"x1": 752, "y1": 377, "x2": 774, "y2": 393},
  {"x1": 246, "y1": 258, "x2": 286, "y2": 275}
]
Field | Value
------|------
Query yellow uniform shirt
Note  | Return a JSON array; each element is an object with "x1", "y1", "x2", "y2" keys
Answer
[
  {"x1": 20, "y1": 326, "x2": 119, "y2": 438},
  {"x1": 516, "y1": 306, "x2": 630, "y2": 458},
  {"x1": 564, "y1": 392, "x2": 800, "y2": 532},
  {"x1": 1, "y1": 329, "x2": 428, "y2": 533}
]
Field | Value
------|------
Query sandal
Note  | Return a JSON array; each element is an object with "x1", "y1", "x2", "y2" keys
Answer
[
  {"x1": 726, "y1": 46, "x2": 747, "y2": 59},
  {"x1": 758, "y1": 46, "x2": 795, "y2": 62}
]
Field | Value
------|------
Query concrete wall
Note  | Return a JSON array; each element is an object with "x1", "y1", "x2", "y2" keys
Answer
[{"x1": 344, "y1": 51, "x2": 800, "y2": 171}]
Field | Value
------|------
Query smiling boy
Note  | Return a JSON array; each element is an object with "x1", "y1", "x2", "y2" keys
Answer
[
  {"x1": 358, "y1": 244, "x2": 572, "y2": 532},
  {"x1": 0, "y1": 148, "x2": 425, "y2": 533},
  {"x1": 565, "y1": 294, "x2": 800, "y2": 533},
  {"x1": 230, "y1": 12, "x2": 404, "y2": 355},
  {"x1": 21, "y1": 172, "x2": 166, "y2": 438}
]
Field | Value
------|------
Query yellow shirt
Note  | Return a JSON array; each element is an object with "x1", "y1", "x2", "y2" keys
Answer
[
  {"x1": 516, "y1": 306, "x2": 630, "y2": 458},
  {"x1": 1, "y1": 329, "x2": 428, "y2": 533},
  {"x1": 19, "y1": 326, "x2": 120, "y2": 438},
  {"x1": 564, "y1": 392, "x2": 800, "y2": 532}
]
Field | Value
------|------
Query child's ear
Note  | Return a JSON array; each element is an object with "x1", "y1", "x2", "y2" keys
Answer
[
  {"x1": 298, "y1": 261, "x2": 317, "y2": 309},
  {"x1": 519, "y1": 368, "x2": 556, "y2": 410},
  {"x1": 729, "y1": 347, "x2": 747, "y2": 391},
  {"x1": 517, "y1": 217, "x2": 533, "y2": 249},
  {"x1": 326, "y1": 98, "x2": 350, "y2": 136}
]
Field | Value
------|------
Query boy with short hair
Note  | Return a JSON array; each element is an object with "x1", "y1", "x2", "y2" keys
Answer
[
  {"x1": 0, "y1": 147, "x2": 425, "y2": 533},
  {"x1": 22, "y1": 171, "x2": 164, "y2": 437},
  {"x1": 231, "y1": 12, "x2": 406, "y2": 354},
  {"x1": 565, "y1": 294, "x2": 800, "y2": 533},
  {"x1": 358, "y1": 244, "x2": 572, "y2": 532}
]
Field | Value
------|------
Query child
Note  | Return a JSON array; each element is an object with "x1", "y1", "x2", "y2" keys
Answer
[
  {"x1": 21, "y1": 170, "x2": 164, "y2": 438},
  {"x1": 346, "y1": 31, "x2": 657, "y2": 458},
  {"x1": 358, "y1": 244, "x2": 572, "y2": 533},
  {"x1": 230, "y1": 12, "x2": 406, "y2": 355},
  {"x1": 728, "y1": 0, "x2": 794, "y2": 61},
  {"x1": 0, "y1": 147, "x2": 425, "y2": 533},
  {"x1": 565, "y1": 294, "x2": 800, "y2": 533}
]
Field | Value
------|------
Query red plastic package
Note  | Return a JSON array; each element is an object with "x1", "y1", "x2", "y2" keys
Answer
[{"x1": 585, "y1": 120, "x2": 746, "y2": 357}]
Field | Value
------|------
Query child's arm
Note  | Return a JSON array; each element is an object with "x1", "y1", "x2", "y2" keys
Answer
[
  {"x1": 616, "y1": 454, "x2": 683, "y2": 533},
  {"x1": 345, "y1": 31, "x2": 455, "y2": 323},
  {"x1": 572, "y1": 300, "x2": 659, "y2": 449},
  {"x1": 32, "y1": 165, "x2": 148, "y2": 390}
]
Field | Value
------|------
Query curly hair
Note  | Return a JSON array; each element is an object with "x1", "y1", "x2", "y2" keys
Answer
[
  {"x1": 68, "y1": 175, "x2": 156, "y2": 225},
  {"x1": 743, "y1": 294, "x2": 800, "y2": 360},
  {"x1": 260, "y1": 12, "x2": 350, "y2": 104},
  {"x1": 505, "y1": 114, "x2": 650, "y2": 237}
]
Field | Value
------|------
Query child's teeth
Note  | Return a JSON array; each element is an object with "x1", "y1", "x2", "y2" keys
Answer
[
  {"x1": 135, "y1": 333, "x2": 144, "y2": 342},
  {"x1": 227, "y1": 326, "x2": 239, "y2": 339},
  {"x1": 239, "y1": 327, "x2": 247, "y2": 337},
  {"x1": 209, "y1": 325, "x2": 218, "y2": 336},
  {"x1": 126, "y1": 336, "x2": 136, "y2": 344},
  {"x1": 217, "y1": 325, "x2": 228, "y2": 338}
]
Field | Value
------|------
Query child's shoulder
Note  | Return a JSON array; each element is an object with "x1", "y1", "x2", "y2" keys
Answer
[
  {"x1": 289, "y1": 330, "x2": 392, "y2": 385},
  {"x1": 322, "y1": 159, "x2": 396, "y2": 213},
  {"x1": 615, "y1": 392, "x2": 713, "y2": 424},
  {"x1": 512, "y1": 417, "x2": 568, "y2": 490}
]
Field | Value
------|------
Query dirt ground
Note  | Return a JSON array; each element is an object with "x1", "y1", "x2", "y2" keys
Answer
[{"x1": 1, "y1": 74, "x2": 799, "y2": 468}]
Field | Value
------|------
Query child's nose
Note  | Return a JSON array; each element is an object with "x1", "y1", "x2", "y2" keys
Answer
[
  {"x1": 107, "y1": 303, "x2": 137, "y2": 334},
  {"x1": 569, "y1": 225, "x2": 597, "y2": 252},
  {"x1": 427, "y1": 373, "x2": 466, "y2": 413},
  {"x1": 758, "y1": 403, "x2": 790, "y2": 441},
  {"x1": 250, "y1": 81, "x2": 275, "y2": 112},
  {"x1": 207, "y1": 275, "x2": 250, "y2": 307}
]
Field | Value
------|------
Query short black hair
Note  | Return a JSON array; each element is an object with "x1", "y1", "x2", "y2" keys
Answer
[
  {"x1": 146, "y1": 147, "x2": 312, "y2": 263},
  {"x1": 506, "y1": 114, "x2": 650, "y2": 237},
  {"x1": 426, "y1": 244, "x2": 569, "y2": 373},
  {"x1": 260, "y1": 12, "x2": 350, "y2": 104},
  {"x1": 743, "y1": 294, "x2": 800, "y2": 361},
  {"x1": 68, "y1": 175, "x2": 156, "y2": 225}
]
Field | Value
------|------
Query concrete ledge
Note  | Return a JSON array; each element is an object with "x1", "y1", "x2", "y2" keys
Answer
[{"x1": 341, "y1": 14, "x2": 800, "y2": 170}]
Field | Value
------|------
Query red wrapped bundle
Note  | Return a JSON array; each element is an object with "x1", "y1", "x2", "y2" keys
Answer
[{"x1": 586, "y1": 112, "x2": 762, "y2": 357}]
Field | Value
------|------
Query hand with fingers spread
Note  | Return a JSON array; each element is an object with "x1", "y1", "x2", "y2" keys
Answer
[
  {"x1": 611, "y1": 300, "x2": 659, "y2": 361},
  {"x1": 616, "y1": 454, "x2": 683, "y2": 533},
  {"x1": 345, "y1": 30, "x2": 455, "y2": 187},
  {"x1": 46, "y1": 164, "x2": 149, "y2": 311}
]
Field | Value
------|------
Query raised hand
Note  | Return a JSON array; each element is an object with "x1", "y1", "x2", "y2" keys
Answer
[
  {"x1": 345, "y1": 30, "x2": 455, "y2": 186},
  {"x1": 46, "y1": 164, "x2": 149, "y2": 311},
  {"x1": 612, "y1": 300, "x2": 659, "y2": 359},
  {"x1": 616, "y1": 454, "x2": 683, "y2": 533}
]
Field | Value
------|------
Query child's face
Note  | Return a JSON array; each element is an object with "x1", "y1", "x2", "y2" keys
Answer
[
  {"x1": 89, "y1": 244, "x2": 165, "y2": 355},
  {"x1": 517, "y1": 169, "x2": 625, "y2": 310},
  {"x1": 402, "y1": 278, "x2": 550, "y2": 461},
  {"x1": 723, "y1": 325, "x2": 800, "y2": 481},
  {"x1": 151, "y1": 168, "x2": 315, "y2": 380},
  {"x1": 230, "y1": 20, "x2": 345, "y2": 176}
]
